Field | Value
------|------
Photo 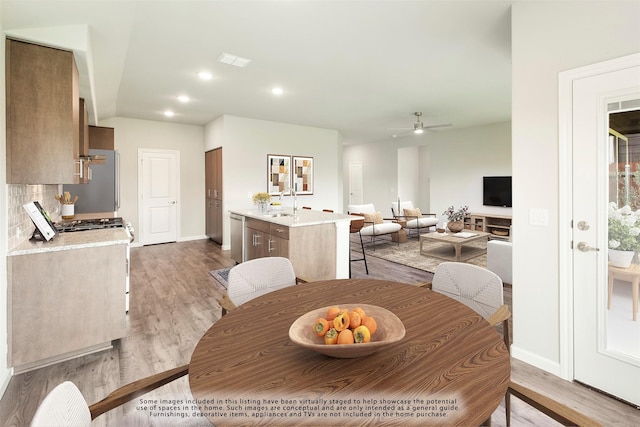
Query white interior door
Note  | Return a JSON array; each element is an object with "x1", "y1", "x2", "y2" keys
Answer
[
  {"x1": 139, "y1": 149, "x2": 179, "y2": 245},
  {"x1": 572, "y1": 60, "x2": 640, "y2": 406},
  {"x1": 349, "y1": 161, "x2": 363, "y2": 205}
]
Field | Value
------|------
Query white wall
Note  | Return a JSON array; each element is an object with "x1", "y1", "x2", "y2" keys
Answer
[
  {"x1": 428, "y1": 122, "x2": 512, "y2": 219},
  {"x1": 0, "y1": 17, "x2": 11, "y2": 398},
  {"x1": 204, "y1": 115, "x2": 344, "y2": 248},
  {"x1": 342, "y1": 140, "x2": 400, "y2": 216},
  {"x1": 397, "y1": 146, "x2": 420, "y2": 211},
  {"x1": 511, "y1": 1, "x2": 640, "y2": 375},
  {"x1": 343, "y1": 121, "x2": 512, "y2": 219},
  {"x1": 100, "y1": 117, "x2": 205, "y2": 244}
]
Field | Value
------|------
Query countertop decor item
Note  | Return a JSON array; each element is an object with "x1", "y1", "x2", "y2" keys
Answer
[
  {"x1": 289, "y1": 303, "x2": 405, "y2": 358},
  {"x1": 252, "y1": 192, "x2": 271, "y2": 214}
]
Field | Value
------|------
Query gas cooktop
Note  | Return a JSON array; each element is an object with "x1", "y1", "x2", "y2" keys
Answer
[{"x1": 55, "y1": 217, "x2": 124, "y2": 233}]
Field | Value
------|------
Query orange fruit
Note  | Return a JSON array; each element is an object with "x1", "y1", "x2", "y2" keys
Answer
[
  {"x1": 333, "y1": 312, "x2": 350, "y2": 331},
  {"x1": 361, "y1": 316, "x2": 377, "y2": 335},
  {"x1": 353, "y1": 325, "x2": 371, "y2": 343},
  {"x1": 337, "y1": 329, "x2": 354, "y2": 344},
  {"x1": 324, "y1": 328, "x2": 338, "y2": 345},
  {"x1": 353, "y1": 307, "x2": 366, "y2": 318},
  {"x1": 312, "y1": 318, "x2": 329, "y2": 337},
  {"x1": 326, "y1": 307, "x2": 341, "y2": 321},
  {"x1": 348, "y1": 311, "x2": 362, "y2": 329}
]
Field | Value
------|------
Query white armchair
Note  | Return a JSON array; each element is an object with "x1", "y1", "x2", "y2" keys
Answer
[
  {"x1": 347, "y1": 203, "x2": 402, "y2": 248},
  {"x1": 487, "y1": 239, "x2": 512, "y2": 285},
  {"x1": 390, "y1": 201, "x2": 439, "y2": 236}
]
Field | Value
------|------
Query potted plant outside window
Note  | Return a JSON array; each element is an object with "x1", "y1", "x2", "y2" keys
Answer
[{"x1": 608, "y1": 203, "x2": 640, "y2": 268}]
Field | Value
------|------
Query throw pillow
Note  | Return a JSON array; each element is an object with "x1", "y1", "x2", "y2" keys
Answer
[
  {"x1": 362, "y1": 212, "x2": 383, "y2": 224},
  {"x1": 404, "y1": 207, "x2": 422, "y2": 218}
]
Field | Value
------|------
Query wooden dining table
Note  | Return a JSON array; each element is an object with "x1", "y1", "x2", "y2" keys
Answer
[{"x1": 189, "y1": 279, "x2": 510, "y2": 426}]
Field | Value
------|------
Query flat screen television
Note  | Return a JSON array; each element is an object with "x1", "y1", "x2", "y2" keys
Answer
[{"x1": 483, "y1": 176, "x2": 512, "y2": 207}]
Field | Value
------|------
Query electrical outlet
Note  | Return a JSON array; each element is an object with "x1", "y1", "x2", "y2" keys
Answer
[{"x1": 248, "y1": 191, "x2": 253, "y2": 198}]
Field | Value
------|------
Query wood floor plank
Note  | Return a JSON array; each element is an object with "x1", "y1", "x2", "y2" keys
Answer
[{"x1": 0, "y1": 238, "x2": 637, "y2": 426}]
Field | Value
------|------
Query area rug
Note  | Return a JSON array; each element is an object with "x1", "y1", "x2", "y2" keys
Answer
[
  {"x1": 361, "y1": 238, "x2": 487, "y2": 274},
  {"x1": 209, "y1": 268, "x2": 231, "y2": 289}
]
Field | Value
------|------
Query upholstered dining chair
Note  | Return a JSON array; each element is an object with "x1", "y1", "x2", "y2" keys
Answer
[
  {"x1": 424, "y1": 262, "x2": 511, "y2": 425},
  {"x1": 347, "y1": 203, "x2": 402, "y2": 249},
  {"x1": 390, "y1": 200, "x2": 439, "y2": 237},
  {"x1": 30, "y1": 365, "x2": 189, "y2": 426},
  {"x1": 219, "y1": 257, "x2": 305, "y2": 316}
]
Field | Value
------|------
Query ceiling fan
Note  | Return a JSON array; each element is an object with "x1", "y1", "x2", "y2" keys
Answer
[{"x1": 389, "y1": 112, "x2": 452, "y2": 138}]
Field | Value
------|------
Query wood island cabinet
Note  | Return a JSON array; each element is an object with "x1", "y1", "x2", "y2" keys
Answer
[
  {"x1": 245, "y1": 218, "x2": 289, "y2": 260},
  {"x1": 6, "y1": 39, "x2": 81, "y2": 184},
  {"x1": 244, "y1": 217, "x2": 337, "y2": 281}
]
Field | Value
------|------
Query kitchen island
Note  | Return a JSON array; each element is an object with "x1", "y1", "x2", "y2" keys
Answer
[
  {"x1": 7, "y1": 227, "x2": 130, "y2": 373},
  {"x1": 229, "y1": 208, "x2": 355, "y2": 281}
]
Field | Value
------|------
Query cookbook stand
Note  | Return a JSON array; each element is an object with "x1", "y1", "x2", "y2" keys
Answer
[
  {"x1": 24, "y1": 201, "x2": 58, "y2": 241},
  {"x1": 30, "y1": 226, "x2": 55, "y2": 242}
]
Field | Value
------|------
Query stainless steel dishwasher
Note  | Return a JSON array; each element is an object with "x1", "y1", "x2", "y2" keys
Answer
[{"x1": 230, "y1": 213, "x2": 244, "y2": 263}]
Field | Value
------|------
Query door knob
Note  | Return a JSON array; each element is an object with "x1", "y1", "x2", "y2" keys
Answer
[{"x1": 577, "y1": 242, "x2": 599, "y2": 252}]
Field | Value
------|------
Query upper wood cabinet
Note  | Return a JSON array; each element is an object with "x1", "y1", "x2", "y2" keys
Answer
[
  {"x1": 89, "y1": 125, "x2": 115, "y2": 150},
  {"x1": 6, "y1": 39, "x2": 81, "y2": 184},
  {"x1": 78, "y1": 98, "x2": 90, "y2": 183},
  {"x1": 79, "y1": 98, "x2": 89, "y2": 157}
]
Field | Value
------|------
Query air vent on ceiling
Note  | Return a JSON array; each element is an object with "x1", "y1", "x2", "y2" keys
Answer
[{"x1": 218, "y1": 52, "x2": 251, "y2": 68}]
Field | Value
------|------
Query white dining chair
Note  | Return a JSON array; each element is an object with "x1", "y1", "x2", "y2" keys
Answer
[
  {"x1": 426, "y1": 261, "x2": 511, "y2": 425},
  {"x1": 221, "y1": 257, "x2": 303, "y2": 315},
  {"x1": 30, "y1": 365, "x2": 189, "y2": 426}
]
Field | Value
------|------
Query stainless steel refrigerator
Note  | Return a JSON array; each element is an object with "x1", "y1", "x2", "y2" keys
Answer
[{"x1": 63, "y1": 149, "x2": 120, "y2": 214}]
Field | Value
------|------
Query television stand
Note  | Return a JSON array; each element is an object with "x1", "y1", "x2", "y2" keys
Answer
[{"x1": 465, "y1": 213, "x2": 512, "y2": 240}]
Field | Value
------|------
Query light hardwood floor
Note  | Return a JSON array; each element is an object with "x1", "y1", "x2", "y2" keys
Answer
[{"x1": 0, "y1": 238, "x2": 638, "y2": 426}]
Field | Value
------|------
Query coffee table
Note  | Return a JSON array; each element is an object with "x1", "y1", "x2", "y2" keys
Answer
[{"x1": 419, "y1": 230, "x2": 490, "y2": 262}]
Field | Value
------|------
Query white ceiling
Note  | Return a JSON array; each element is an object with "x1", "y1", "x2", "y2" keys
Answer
[{"x1": 1, "y1": 0, "x2": 513, "y2": 145}]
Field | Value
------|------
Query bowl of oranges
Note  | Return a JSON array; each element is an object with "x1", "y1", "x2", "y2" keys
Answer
[{"x1": 288, "y1": 304, "x2": 405, "y2": 358}]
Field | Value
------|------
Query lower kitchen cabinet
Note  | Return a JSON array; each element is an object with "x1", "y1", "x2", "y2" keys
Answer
[
  {"x1": 8, "y1": 243, "x2": 127, "y2": 372},
  {"x1": 244, "y1": 218, "x2": 336, "y2": 281}
]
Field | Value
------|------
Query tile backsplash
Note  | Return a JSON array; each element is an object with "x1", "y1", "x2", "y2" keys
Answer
[{"x1": 7, "y1": 184, "x2": 60, "y2": 250}]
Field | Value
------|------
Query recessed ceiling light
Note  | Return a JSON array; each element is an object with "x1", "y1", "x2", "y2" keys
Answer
[
  {"x1": 218, "y1": 52, "x2": 252, "y2": 68},
  {"x1": 198, "y1": 71, "x2": 213, "y2": 80},
  {"x1": 164, "y1": 110, "x2": 175, "y2": 117},
  {"x1": 178, "y1": 95, "x2": 190, "y2": 103},
  {"x1": 272, "y1": 87, "x2": 284, "y2": 96}
]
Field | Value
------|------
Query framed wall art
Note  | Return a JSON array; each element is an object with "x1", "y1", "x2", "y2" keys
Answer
[
  {"x1": 292, "y1": 156, "x2": 314, "y2": 195},
  {"x1": 267, "y1": 154, "x2": 291, "y2": 195}
]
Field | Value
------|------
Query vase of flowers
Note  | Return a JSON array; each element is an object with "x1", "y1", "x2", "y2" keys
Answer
[
  {"x1": 252, "y1": 192, "x2": 272, "y2": 214},
  {"x1": 443, "y1": 205, "x2": 469, "y2": 233},
  {"x1": 608, "y1": 203, "x2": 640, "y2": 268}
]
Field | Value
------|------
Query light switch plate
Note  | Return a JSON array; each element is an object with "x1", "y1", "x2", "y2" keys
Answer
[{"x1": 529, "y1": 208, "x2": 549, "y2": 226}]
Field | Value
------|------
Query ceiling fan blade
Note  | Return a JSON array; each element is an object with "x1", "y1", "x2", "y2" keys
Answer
[{"x1": 423, "y1": 123, "x2": 452, "y2": 130}]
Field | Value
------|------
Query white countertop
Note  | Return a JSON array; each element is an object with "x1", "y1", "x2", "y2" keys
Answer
[
  {"x1": 8, "y1": 228, "x2": 131, "y2": 256},
  {"x1": 229, "y1": 207, "x2": 357, "y2": 227}
]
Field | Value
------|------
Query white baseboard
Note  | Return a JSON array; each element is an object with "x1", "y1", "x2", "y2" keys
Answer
[
  {"x1": 511, "y1": 344, "x2": 563, "y2": 378},
  {"x1": 178, "y1": 234, "x2": 208, "y2": 242},
  {"x1": 0, "y1": 367, "x2": 13, "y2": 400}
]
